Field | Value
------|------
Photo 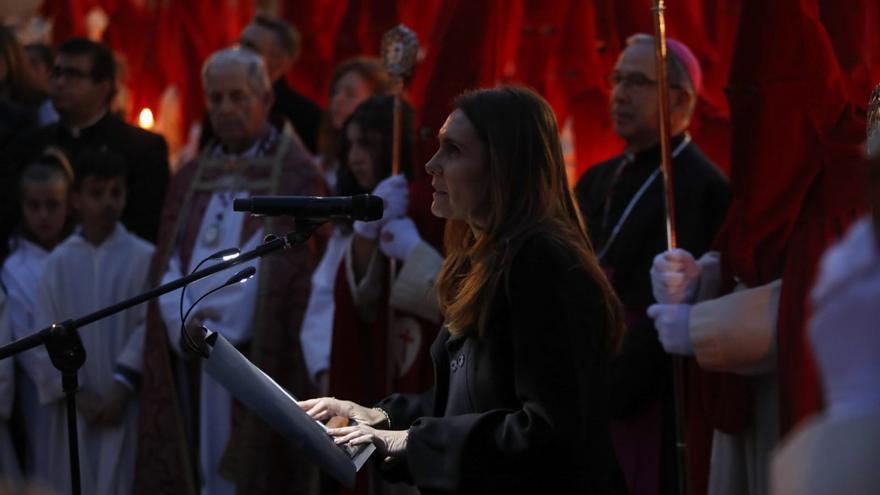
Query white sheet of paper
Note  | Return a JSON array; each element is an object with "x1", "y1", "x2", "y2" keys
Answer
[{"x1": 201, "y1": 329, "x2": 375, "y2": 488}]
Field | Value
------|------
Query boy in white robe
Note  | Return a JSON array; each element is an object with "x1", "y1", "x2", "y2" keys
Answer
[{"x1": 32, "y1": 149, "x2": 153, "y2": 495}]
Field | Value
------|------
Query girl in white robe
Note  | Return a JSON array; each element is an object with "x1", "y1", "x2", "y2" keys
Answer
[
  {"x1": 0, "y1": 290, "x2": 21, "y2": 483},
  {"x1": 1, "y1": 150, "x2": 74, "y2": 486}
]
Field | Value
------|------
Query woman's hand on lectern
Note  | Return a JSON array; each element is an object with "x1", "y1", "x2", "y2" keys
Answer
[
  {"x1": 299, "y1": 397, "x2": 387, "y2": 427},
  {"x1": 328, "y1": 424, "x2": 409, "y2": 457}
]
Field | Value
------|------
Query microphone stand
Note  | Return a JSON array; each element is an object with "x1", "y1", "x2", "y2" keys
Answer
[{"x1": 0, "y1": 221, "x2": 322, "y2": 495}]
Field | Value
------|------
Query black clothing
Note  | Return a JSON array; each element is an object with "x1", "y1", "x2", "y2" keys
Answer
[
  {"x1": 575, "y1": 135, "x2": 728, "y2": 416},
  {"x1": 378, "y1": 234, "x2": 626, "y2": 495},
  {"x1": 0, "y1": 99, "x2": 37, "y2": 150},
  {"x1": 272, "y1": 79, "x2": 322, "y2": 154},
  {"x1": 7, "y1": 113, "x2": 170, "y2": 243},
  {"x1": 574, "y1": 134, "x2": 729, "y2": 491},
  {"x1": 0, "y1": 98, "x2": 39, "y2": 260}
]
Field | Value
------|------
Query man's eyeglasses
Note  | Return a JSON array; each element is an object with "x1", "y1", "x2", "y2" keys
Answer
[
  {"x1": 51, "y1": 66, "x2": 92, "y2": 81},
  {"x1": 608, "y1": 71, "x2": 681, "y2": 90}
]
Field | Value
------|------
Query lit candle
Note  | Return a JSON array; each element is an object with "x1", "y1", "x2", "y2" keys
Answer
[{"x1": 138, "y1": 108, "x2": 155, "y2": 129}]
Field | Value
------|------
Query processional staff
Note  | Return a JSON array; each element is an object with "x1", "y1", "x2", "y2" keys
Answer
[
  {"x1": 651, "y1": 1, "x2": 689, "y2": 494},
  {"x1": 380, "y1": 24, "x2": 419, "y2": 392}
]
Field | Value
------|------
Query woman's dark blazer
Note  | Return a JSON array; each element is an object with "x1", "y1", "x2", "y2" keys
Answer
[{"x1": 378, "y1": 233, "x2": 627, "y2": 494}]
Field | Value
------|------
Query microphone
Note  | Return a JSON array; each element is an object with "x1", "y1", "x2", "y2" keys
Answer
[
  {"x1": 179, "y1": 247, "x2": 242, "y2": 346},
  {"x1": 233, "y1": 194, "x2": 383, "y2": 221},
  {"x1": 224, "y1": 266, "x2": 256, "y2": 285}
]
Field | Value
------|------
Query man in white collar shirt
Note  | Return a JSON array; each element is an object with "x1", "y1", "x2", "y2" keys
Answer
[{"x1": 5, "y1": 38, "x2": 169, "y2": 245}]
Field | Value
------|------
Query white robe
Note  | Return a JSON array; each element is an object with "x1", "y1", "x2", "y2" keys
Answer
[
  {"x1": 689, "y1": 253, "x2": 781, "y2": 495},
  {"x1": 0, "y1": 289, "x2": 21, "y2": 482},
  {"x1": 772, "y1": 217, "x2": 880, "y2": 495},
  {"x1": 32, "y1": 224, "x2": 152, "y2": 495},
  {"x1": 158, "y1": 191, "x2": 262, "y2": 495},
  {"x1": 299, "y1": 226, "x2": 350, "y2": 384},
  {"x1": 1, "y1": 238, "x2": 51, "y2": 483}
]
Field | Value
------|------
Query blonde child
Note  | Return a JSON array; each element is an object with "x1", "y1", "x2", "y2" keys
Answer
[{"x1": 0, "y1": 149, "x2": 74, "y2": 484}]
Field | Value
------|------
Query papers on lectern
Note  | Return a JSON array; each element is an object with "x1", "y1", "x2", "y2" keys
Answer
[{"x1": 201, "y1": 329, "x2": 375, "y2": 488}]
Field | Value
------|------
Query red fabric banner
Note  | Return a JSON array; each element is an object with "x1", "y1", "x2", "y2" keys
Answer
[{"x1": 716, "y1": 0, "x2": 867, "y2": 435}]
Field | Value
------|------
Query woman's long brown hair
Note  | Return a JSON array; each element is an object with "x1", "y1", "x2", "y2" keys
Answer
[
  {"x1": 434, "y1": 86, "x2": 625, "y2": 353},
  {"x1": 0, "y1": 25, "x2": 42, "y2": 104}
]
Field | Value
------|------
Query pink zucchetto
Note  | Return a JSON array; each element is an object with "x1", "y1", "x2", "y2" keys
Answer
[{"x1": 666, "y1": 37, "x2": 702, "y2": 94}]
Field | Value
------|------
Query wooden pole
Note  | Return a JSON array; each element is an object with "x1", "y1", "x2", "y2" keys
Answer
[
  {"x1": 652, "y1": 2, "x2": 689, "y2": 494},
  {"x1": 381, "y1": 25, "x2": 419, "y2": 394}
]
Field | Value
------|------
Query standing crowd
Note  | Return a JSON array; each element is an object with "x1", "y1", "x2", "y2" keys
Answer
[{"x1": 0, "y1": 11, "x2": 877, "y2": 495}]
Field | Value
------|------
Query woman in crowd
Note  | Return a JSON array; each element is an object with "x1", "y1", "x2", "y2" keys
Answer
[
  {"x1": 0, "y1": 26, "x2": 48, "y2": 260},
  {"x1": 301, "y1": 86, "x2": 628, "y2": 493},
  {"x1": 0, "y1": 26, "x2": 44, "y2": 148},
  {"x1": 315, "y1": 57, "x2": 391, "y2": 192},
  {"x1": 301, "y1": 94, "x2": 442, "y2": 406}
]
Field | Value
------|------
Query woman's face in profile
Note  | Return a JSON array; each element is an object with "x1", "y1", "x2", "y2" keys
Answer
[
  {"x1": 345, "y1": 122, "x2": 377, "y2": 190},
  {"x1": 425, "y1": 109, "x2": 486, "y2": 225}
]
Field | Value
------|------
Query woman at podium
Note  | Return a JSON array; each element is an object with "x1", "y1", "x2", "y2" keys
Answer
[{"x1": 301, "y1": 86, "x2": 627, "y2": 494}]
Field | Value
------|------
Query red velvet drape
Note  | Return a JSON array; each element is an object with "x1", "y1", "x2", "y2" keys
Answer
[
  {"x1": 42, "y1": 0, "x2": 745, "y2": 175},
  {"x1": 42, "y1": 1, "x2": 876, "y2": 177},
  {"x1": 715, "y1": 0, "x2": 868, "y2": 435}
]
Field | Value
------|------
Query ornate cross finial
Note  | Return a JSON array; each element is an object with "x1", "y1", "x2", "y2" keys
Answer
[{"x1": 381, "y1": 24, "x2": 419, "y2": 79}]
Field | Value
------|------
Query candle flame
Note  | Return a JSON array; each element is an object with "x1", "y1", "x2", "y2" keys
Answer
[{"x1": 138, "y1": 108, "x2": 154, "y2": 129}]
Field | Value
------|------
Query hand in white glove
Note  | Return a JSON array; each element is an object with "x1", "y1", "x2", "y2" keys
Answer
[
  {"x1": 809, "y1": 217, "x2": 880, "y2": 418},
  {"x1": 812, "y1": 217, "x2": 879, "y2": 305},
  {"x1": 651, "y1": 248, "x2": 701, "y2": 304},
  {"x1": 379, "y1": 217, "x2": 421, "y2": 261},
  {"x1": 354, "y1": 175, "x2": 409, "y2": 240},
  {"x1": 646, "y1": 304, "x2": 694, "y2": 356}
]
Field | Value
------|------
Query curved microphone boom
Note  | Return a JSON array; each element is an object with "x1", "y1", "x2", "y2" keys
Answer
[
  {"x1": 233, "y1": 194, "x2": 384, "y2": 221},
  {"x1": 180, "y1": 266, "x2": 256, "y2": 357},
  {"x1": 179, "y1": 247, "x2": 242, "y2": 343}
]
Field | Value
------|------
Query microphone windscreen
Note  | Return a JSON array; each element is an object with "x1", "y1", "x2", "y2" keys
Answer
[
  {"x1": 353, "y1": 194, "x2": 384, "y2": 221},
  {"x1": 232, "y1": 198, "x2": 251, "y2": 212}
]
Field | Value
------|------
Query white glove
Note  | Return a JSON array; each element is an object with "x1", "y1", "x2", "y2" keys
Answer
[
  {"x1": 354, "y1": 175, "x2": 409, "y2": 240},
  {"x1": 809, "y1": 217, "x2": 880, "y2": 418},
  {"x1": 379, "y1": 217, "x2": 421, "y2": 261},
  {"x1": 651, "y1": 248, "x2": 701, "y2": 304},
  {"x1": 812, "y1": 217, "x2": 878, "y2": 305},
  {"x1": 646, "y1": 304, "x2": 694, "y2": 356}
]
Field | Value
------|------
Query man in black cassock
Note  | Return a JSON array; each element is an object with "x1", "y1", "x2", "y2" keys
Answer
[
  {"x1": 239, "y1": 14, "x2": 323, "y2": 154},
  {"x1": 575, "y1": 34, "x2": 729, "y2": 495},
  {"x1": 5, "y1": 38, "x2": 170, "y2": 244}
]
